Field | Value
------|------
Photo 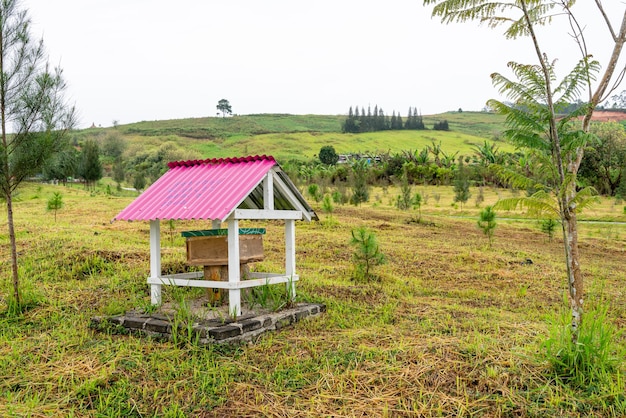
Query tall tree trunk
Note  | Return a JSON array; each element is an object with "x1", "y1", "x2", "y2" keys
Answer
[
  {"x1": 6, "y1": 192, "x2": 20, "y2": 308},
  {"x1": 561, "y1": 199, "x2": 583, "y2": 340}
]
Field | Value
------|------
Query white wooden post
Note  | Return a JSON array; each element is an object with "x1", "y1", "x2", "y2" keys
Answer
[
  {"x1": 264, "y1": 171, "x2": 274, "y2": 210},
  {"x1": 228, "y1": 219, "x2": 241, "y2": 318},
  {"x1": 285, "y1": 219, "x2": 296, "y2": 301},
  {"x1": 211, "y1": 219, "x2": 221, "y2": 230},
  {"x1": 149, "y1": 220, "x2": 162, "y2": 305}
]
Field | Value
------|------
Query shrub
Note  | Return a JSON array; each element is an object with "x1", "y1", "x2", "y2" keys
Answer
[
  {"x1": 412, "y1": 193, "x2": 423, "y2": 222},
  {"x1": 319, "y1": 145, "x2": 339, "y2": 165},
  {"x1": 46, "y1": 192, "x2": 63, "y2": 222},
  {"x1": 542, "y1": 302, "x2": 624, "y2": 389},
  {"x1": 453, "y1": 159, "x2": 471, "y2": 208},
  {"x1": 478, "y1": 206, "x2": 497, "y2": 246},
  {"x1": 350, "y1": 227, "x2": 385, "y2": 282},
  {"x1": 307, "y1": 184, "x2": 322, "y2": 202},
  {"x1": 322, "y1": 194, "x2": 338, "y2": 227},
  {"x1": 396, "y1": 174, "x2": 412, "y2": 210},
  {"x1": 475, "y1": 186, "x2": 485, "y2": 207},
  {"x1": 349, "y1": 159, "x2": 369, "y2": 206},
  {"x1": 540, "y1": 218, "x2": 559, "y2": 241},
  {"x1": 331, "y1": 190, "x2": 346, "y2": 205}
]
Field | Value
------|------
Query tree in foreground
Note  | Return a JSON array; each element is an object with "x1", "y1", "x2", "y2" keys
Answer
[
  {"x1": 423, "y1": 0, "x2": 626, "y2": 342},
  {"x1": 0, "y1": 0, "x2": 76, "y2": 311},
  {"x1": 216, "y1": 99, "x2": 232, "y2": 118}
]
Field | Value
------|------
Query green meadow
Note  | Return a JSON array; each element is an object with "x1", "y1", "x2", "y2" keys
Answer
[
  {"x1": 81, "y1": 111, "x2": 511, "y2": 163},
  {"x1": 1, "y1": 113, "x2": 625, "y2": 416}
]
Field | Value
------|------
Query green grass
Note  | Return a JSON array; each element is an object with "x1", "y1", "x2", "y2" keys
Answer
[
  {"x1": 423, "y1": 110, "x2": 507, "y2": 139},
  {"x1": 119, "y1": 114, "x2": 345, "y2": 138},
  {"x1": 77, "y1": 111, "x2": 511, "y2": 163},
  {"x1": 0, "y1": 181, "x2": 624, "y2": 416},
  {"x1": 173, "y1": 128, "x2": 515, "y2": 163}
]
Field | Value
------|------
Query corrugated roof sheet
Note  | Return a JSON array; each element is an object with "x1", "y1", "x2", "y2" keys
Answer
[{"x1": 115, "y1": 155, "x2": 288, "y2": 222}]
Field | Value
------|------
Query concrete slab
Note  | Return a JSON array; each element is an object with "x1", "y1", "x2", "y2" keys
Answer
[{"x1": 91, "y1": 297, "x2": 325, "y2": 345}]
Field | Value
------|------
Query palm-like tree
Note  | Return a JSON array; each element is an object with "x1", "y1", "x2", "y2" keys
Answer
[{"x1": 423, "y1": 0, "x2": 626, "y2": 341}]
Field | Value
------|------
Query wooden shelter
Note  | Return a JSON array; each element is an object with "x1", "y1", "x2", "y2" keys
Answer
[{"x1": 114, "y1": 155, "x2": 317, "y2": 317}]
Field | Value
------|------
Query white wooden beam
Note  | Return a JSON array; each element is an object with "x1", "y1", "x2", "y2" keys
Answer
[
  {"x1": 148, "y1": 274, "x2": 299, "y2": 289},
  {"x1": 264, "y1": 171, "x2": 274, "y2": 210},
  {"x1": 285, "y1": 219, "x2": 296, "y2": 301},
  {"x1": 149, "y1": 220, "x2": 162, "y2": 305},
  {"x1": 233, "y1": 209, "x2": 302, "y2": 220},
  {"x1": 272, "y1": 171, "x2": 312, "y2": 221},
  {"x1": 227, "y1": 219, "x2": 241, "y2": 317}
]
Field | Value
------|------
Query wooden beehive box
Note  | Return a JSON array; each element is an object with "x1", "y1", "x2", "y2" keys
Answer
[{"x1": 182, "y1": 228, "x2": 265, "y2": 266}]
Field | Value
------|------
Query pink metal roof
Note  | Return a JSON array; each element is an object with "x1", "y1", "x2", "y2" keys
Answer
[{"x1": 114, "y1": 155, "x2": 277, "y2": 221}]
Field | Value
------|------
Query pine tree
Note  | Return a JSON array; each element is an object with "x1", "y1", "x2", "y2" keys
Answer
[
  {"x1": 342, "y1": 106, "x2": 359, "y2": 133},
  {"x1": 350, "y1": 227, "x2": 385, "y2": 282},
  {"x1": 46, "y1": 192, "x2": 63, "y2": 222},
  {"x1": 350, "y1": 159, "x2": 370, "y2": 205},
  {"x1": 78, "y1": 140, "x2": 103, "y2": 190},
  {"x1": 478, "y1": 206, "x2": 497, "y2": 247},
  {"x1": 405, "y1": 107, "x2": 413, "y2": 129},
  {"x1": 373, "y1": 105, "x2": 379, "y2": 131},
  {"x1": 453, "y1": 159, "x2": 471, "y2": 208},
  {"x1": 0, "y1": 0, "x2": 76, "y2": 311},
  {"x1": 414, "y1": 108, "x2": 425, "y2": 129},
  {"x1": 113, "y1": 157, "x2": 125, "y2": 186}
]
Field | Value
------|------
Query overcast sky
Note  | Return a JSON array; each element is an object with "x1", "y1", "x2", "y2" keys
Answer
[{"x1": 21, "y1": 0, "x2": 625, "y2": 129}]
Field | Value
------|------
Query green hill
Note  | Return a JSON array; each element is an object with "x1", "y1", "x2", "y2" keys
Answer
[{"x1": 76, "y1": 111, "x2": 510, "y2": 164}]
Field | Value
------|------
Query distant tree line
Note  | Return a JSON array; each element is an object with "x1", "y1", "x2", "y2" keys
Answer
[
  {"x1": 342, "y1": 106, "x2": 426, "y2": 133},
  {"x1": 41, "y1": 130, "x2": 201, "y2": 193},
  {"x1": 287, "y1": 121, "x2": 626, "y2": 210}
]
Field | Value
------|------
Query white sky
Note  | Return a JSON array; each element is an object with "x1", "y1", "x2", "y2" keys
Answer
[{"x1": 21, "y1": 0, "x2": 626, "y2": 129}]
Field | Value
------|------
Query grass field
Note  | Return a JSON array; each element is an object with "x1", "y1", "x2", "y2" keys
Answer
[
  {"x1": 189, "y1": 129, "x2": 517, "y2": 162},
  {"x1": 0, "y1": 182, "x2": 624, "y2": 417},
  {"x1": 78, "y1": 111, "x2": 512, "y2": 164}
]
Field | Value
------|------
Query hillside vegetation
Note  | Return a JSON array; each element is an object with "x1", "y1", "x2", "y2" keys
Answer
[{"x1": 76, "y1": 111, "x2": 510, "y2": 163}]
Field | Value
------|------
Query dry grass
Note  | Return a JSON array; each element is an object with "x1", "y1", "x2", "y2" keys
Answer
[{"x1": 0, "y1": 182, "x2": 624, "y2": 417}]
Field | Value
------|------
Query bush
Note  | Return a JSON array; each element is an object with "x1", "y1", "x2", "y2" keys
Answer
[
  {"x1": 350, "y1": 227, "x2": 385, "y2": 282},
  {"x1": 307, "y1": 184, "x2": 322, "y2": 202},
  {"x1": 349, "y1": 159, "x2": 369, "y2": 206},
  {"x1": 433, "y1": 120, "x2": 449, "y2": 131},
  {"x1": 396, "y1": 174, "x2": 412, "y2": 210},
  {"x1": 46, "y1": 192, "x2": 63, "y2": 221},
  {"x1": 478, "y1": 206, "x2": 497, "y2": 246},
  {"x1": 412, "y1": 193, "x2": 423, "y2": 222},
  {"x1": 319, "y1": 145, "x2": 339, "y2": 165},
  {"x1": 540, "y1": 218, "x2": 559, "y2": 241},
  {"x1": 542, "y1": 302, "x2": 624, "y2": 389}
]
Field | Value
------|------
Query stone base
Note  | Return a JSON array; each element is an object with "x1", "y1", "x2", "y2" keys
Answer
[{"x1": 91, "y1": 303, "x2": 325, "y2": 345}]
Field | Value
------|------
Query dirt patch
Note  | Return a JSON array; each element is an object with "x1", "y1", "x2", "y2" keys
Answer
[{"x1": 589, "y1": 110, "x2": 626, "y2": 122}]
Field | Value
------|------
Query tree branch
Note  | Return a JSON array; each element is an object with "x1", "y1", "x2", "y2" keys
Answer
[{"x1": 594, "y1": 0, "x2": 618, "y2": 41}]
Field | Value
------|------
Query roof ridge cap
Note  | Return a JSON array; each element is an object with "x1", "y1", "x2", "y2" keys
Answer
[{"x1": 167, "y1": 155, "x2": 275, "y2": 168}]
